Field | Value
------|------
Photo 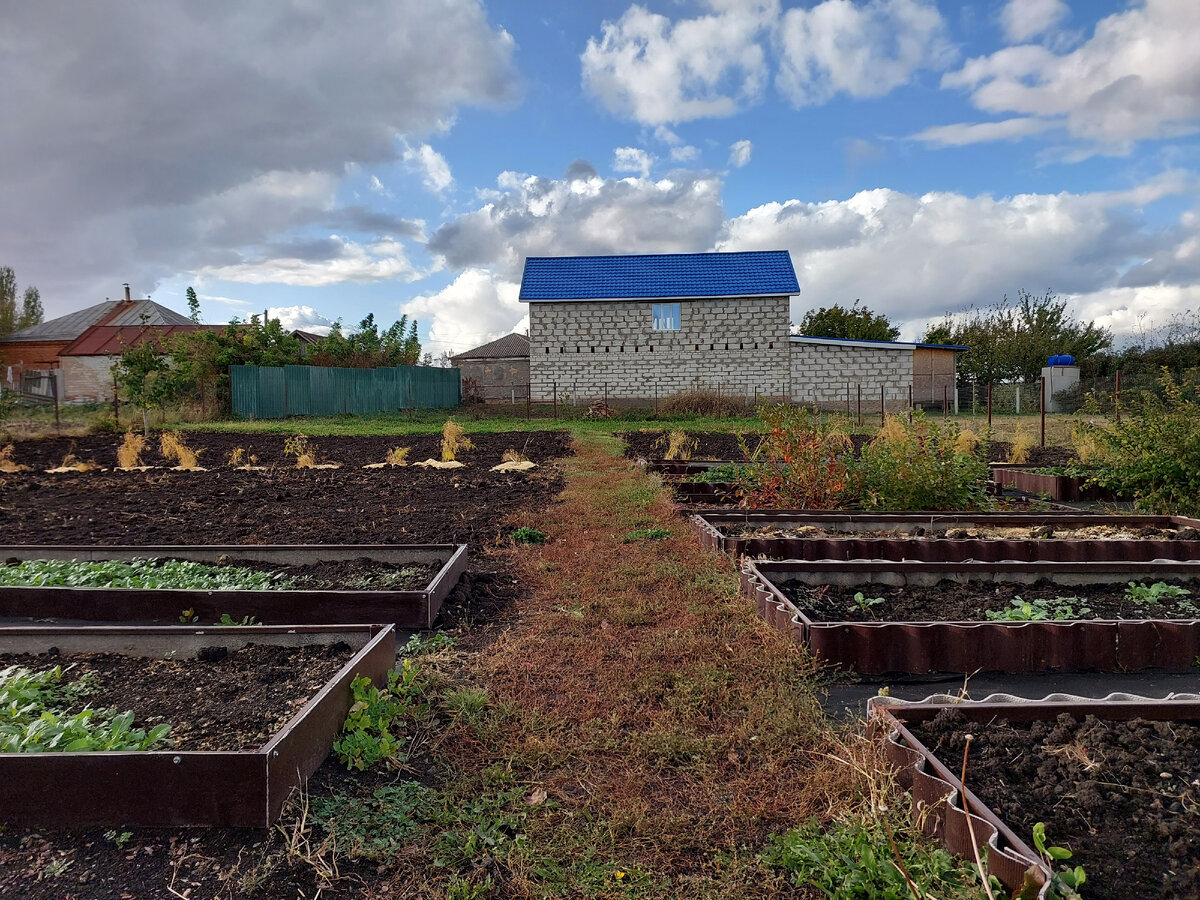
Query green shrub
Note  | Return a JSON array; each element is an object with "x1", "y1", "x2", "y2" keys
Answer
[
  {"x1": 852, "y1": 412, "x2": 990, "y2": 511},
  {"x1": 1080, "y1": 368, "x2": 1200, "y2": 515},
  {"x1": 733, "y1": 404, "x2": 855, "y2": 509},
  {"x1": 0, "y1": 558, "x2": 296, "y2": 591},
  {"x1": 511, "y1": 526, "x2": 548, "y2": 545}
]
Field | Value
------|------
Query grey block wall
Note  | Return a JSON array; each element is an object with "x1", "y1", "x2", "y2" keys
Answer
[
  {"x1": 790, "y1": 343, "x2": 914, "y2": 410},
  {"x1": 528, "y1": 296, "x2": 790, "y2": 400}
]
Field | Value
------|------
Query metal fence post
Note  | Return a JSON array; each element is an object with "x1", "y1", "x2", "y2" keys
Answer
[
  {"x1": 1040, "y1": 376, "x2": 1046, "y2": 447},
  {"x1": 942, "y1": 384, "x2": 948, "y2": 419},
  {"x1": 880, "y1": 385, "x2": 885, "y2": 425},
  {"x1": 856, "y1": 383, "x2": 862, "y2": 427},
  {"x1": 553, "y1": 381, "x2": 558, "y2": 419},
  {"x1": 908, "y1": 384, "x2": 914, "y2": 423},
  {"x1": 987, "y1": 382, "x2": 993, "y2": 429},
  {"x1": 1115, "y1": 369, "x2": 1122, "y2": 424}
]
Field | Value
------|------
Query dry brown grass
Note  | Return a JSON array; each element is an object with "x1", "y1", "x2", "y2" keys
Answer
[
  {"x1": 440, "y1": 419, "x2": 475, "y2": 462},
  {"x1": 422, "y1": 434, "x2": 890, "y2": 895},
  {"x1": 56, "y1": 453, "x2": 99, "y2": 472},
  {"x1": 0, "y1": 444, "x2": 29, "y2": 473},
  {"x1": 1007, "y1": 424, "x2": 1036, "y2": 464},
  {"x1": 1071, "y1": 424, "x2": 1105, "y2": 464},
  {"x1": 160, "y1": 430, "x2": 202, "y2": 469},
  {"x1": 954, "y1": 428, "x2": 981, "y2": 455},
  {"x1": 284, "y1": 434, "x2": 317, "y2": 468},
  {"x1": 116, "y1": 430, "x2": 148, "y2": 468},
  {"x1": 385, "y1": 446, "x2": 411, "y2": 467},
  {"x1": 873, "y1": 415, "x2": 908, "y2": 446},
  {"x1": 655, "y1": 429, "x2": 699, "y2": 460}
]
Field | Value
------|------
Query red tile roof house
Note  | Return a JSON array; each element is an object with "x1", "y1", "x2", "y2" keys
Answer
[{"x1": 0, "y1": 286, "x2": 211, "y2": 402}]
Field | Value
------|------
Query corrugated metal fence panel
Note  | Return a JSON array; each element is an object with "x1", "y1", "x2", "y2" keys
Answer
[
  {"x1": 308, "y1": 366, "x2": 342, "y2": 417},
  {"x1": 230, "y1": 364, "x2": 460, "y2": 418},
  {"x1": 284, "y1": 366, "x2": 310, "y2": 417},
  {"x1": 230, "y1": 365, "x2": 257, "y2": 419},
  {"x1": 257, "y1": 367, "x2": 288, "y2": 419},
  {"x1": 408, "y1": 366, "x2": 460, "y2": 408}
]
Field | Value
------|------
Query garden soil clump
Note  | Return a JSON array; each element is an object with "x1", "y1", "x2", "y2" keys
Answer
[
  {"x1": 912, "y1": 710, "x2": 1200, "y2": 900},
  {"x1": 0, "y1": 643, "x2": 353, "y2": 751},
  {"x1": 783, "y1": 578, "x2": 1200, "y2": 622},
  {"x1": 987, "y1": 441, "x2": 1074, "y2": 467}
]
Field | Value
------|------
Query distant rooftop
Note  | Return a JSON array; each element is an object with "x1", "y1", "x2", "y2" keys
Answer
[
  {"x1": 60, "y1": 324, "x2": 222, "y2": 356},
  {"x1": 451, "y1": 332, "x2": 530, "y2": 361},
  {"x1": 2, "y1": 299, "x2": 193, "y2": 342},
  {"x1": 790, "y1": 335, "x2": 970, "y2": 352},
  {"x1": 519, "y1": 251, "x2": 799, "y2": 302}
]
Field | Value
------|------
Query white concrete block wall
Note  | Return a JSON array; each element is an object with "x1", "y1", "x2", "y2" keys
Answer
[
  {"x1": 61, "y1": 355, "x2": 118, "y2": 402},
  {"x1": 789, "y1": 344, "x2": 913, "y2": 411},
  {"x1": 528, "y1": 296, "x2": 790, "y2": 399}
]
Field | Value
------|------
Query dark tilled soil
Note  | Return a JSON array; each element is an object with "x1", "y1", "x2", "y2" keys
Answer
[
  {"x1": 912, "y1": 711, "x2": 1200, "y2": 900},
  {"x1": 620, "y1": 430, "x2": 758, "y2": 460},
  {"x1": 988, "y1": 441, "x2": 1075, "y2": 466},
  {"x1": 0, "y1": 643, "x2": 353, "y2": 751},
  {"x1": 0, "y1": 435, "x2": 569, "y2": 549},
  {"x1": 782, "y1": 578, "x2": 1200, "y2": 622},
  {"x1": 3, "y1": 429, "x2": 569, "y2": 470}
]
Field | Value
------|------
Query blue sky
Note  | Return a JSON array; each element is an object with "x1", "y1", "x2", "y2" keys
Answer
[{"x1": 5, "y1": 0, "x2": 1199, "y2": 353}]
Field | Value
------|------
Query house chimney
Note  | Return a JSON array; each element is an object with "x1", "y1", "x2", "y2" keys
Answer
[{"x1": 123, "y1": 283, "x2": 131, "y2": 303}]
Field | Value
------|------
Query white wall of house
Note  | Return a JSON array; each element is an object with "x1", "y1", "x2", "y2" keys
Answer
[
  {"x1": 528, "y1": 296, "x2": 790, "y2": 400},
  {"x1": 789, "y1": 340, "x2": 914, "y2": 411},
  {"x1": 61, "y1": 355, "x2": 118, "y2": 402}
]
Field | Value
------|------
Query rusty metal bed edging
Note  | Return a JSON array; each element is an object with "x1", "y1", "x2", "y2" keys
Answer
[
  {"x1": 0, "y1": 624, "x2": 395, "y2": 827},
  {"x1": 741, "y1": 559, "x2": 1200, "y2": 674},
  {"x1": 0, "y1": 544, "x2": 468, "y2": 630}
]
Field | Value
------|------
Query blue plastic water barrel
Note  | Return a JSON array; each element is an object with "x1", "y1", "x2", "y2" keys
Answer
[{"x1": 1047, "y1": 354, "x2": 1075, "y2": 366}]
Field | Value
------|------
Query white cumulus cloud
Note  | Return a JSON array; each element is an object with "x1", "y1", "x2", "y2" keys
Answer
[
  {"x1": 776, "y1": 0, "x2": 954, "y2": 107},
  {"x1": 265, "y1": 305, "x2": 336, "y2": 335},
  {"x1": 581, "y1": 0, "x2": 776, "y2": 125},
  {"x1": 999, "y1": 0, "x2": 1070, "y2": 42},
  {"x1": 717, "y1": 173, "x2": 1197, "y2": 338},
  {"x1": 402, "y1": 142, "x2": 455, "y2": 193},
  {"x1": 613, "y1": 147, "x2": 656, "y2": 177},
  {"x1": 401, "y1": 269, "x2": 526, "y2": 353},
  {"x1": 729, "y1": 139, "x2": 753, "y2": 167},
  {"x1": 940, "y1": 0, "x2": 1200, "y2": 148},
  {"x1": 200, "y1": 236, "x2": 425, "y2": 287}
]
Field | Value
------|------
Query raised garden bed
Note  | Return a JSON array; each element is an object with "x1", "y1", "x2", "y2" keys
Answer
[
  {"x1": 696, "y1": 511, "x2": 1200, "y2": 562},
  {"x1": 742, "y1": 558, "x2": 1200, "y2": 673},
  {"x1": 638, "y1": 458, "x2": 738, "y2": 476},
  {"x1": 870, "y1": 693, "x2": 1200, "y2": 900},
  {"x1": 0, "y1": 544, "x2": 467, "y2": 629},
  {"x1": 991, "y1": 465, "x2": 1117, "y2": 502},
  {"x1": 0, "y1": 623, "x2": 394, "y2": 827}
]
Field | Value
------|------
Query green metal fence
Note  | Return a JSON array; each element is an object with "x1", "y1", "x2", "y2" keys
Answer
[{"x1": 231, "y1": 364, "x2": 460, "y2": 419}]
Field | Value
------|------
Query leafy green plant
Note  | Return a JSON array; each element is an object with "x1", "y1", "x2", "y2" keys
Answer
[
  {"x1": 0, "y1": 558, "x2": 297, "y2": 592},
  {"x1": 0, "y1": 665, "x2": 171, "y2": 753},
  {"x1": 985, "y1": 596, "x2": 1091, "y2": 621},
  {"x1": 334, "y1": 661, "x2": 427, "y2": 771},
  {"x1": 852, "y1": 592, "x2": 885, "y2": 614},
  {"x1": 686, "y1": 461, "x2": 756, "y2": 483},
  {"x1": 511, "y1": 526, "x2": 548, "y2": 545},
  {"x1": 1125, "y1": 581, "x2": 1191, "y2": 606},
  {"x1": 762, "y1": 816, "x2": 986, "y2": 899},
  {"x1": 216, "y1": 613, "x2": 260, "y2": 626},
  {"x1": 401, "y1": 632, "x2": 457, "y2": 657},
  {"x1": 1032, "y1": 822, "x2": 1086, "y2": 900},
  {"x1": 104, "y1": 830, "x2": 133, "y2": 849},
  {"x1": 622, "y1": 527, "x2": 671, "y2": 542}
]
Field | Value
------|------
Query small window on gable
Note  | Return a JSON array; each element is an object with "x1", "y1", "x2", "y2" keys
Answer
[{"x1": 652, "y1": 302, "x2": 681, "y2": 331}]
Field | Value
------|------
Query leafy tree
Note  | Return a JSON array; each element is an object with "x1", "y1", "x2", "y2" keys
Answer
[
  {"x1": 0, "y1": 267, "x2": 17, "y2": 337},
  {"x1": 114, "y1": 321, "x2": 181, "y2": 434},
  {"x1": 796, "y1": 300, "x2": 900, "y2": 342},
  {"x1": 186, "y1": 286, "x2": 201, "y2": 324},
  {"x1": 18, "y1": 286, "x2": 43, "y2": 330},
  {"x1": 308, "y1": 314, "x2": 421, "y2": 368},
  {"x1": 924, "y1": 290, "x2": 1111, "y2": 384}
]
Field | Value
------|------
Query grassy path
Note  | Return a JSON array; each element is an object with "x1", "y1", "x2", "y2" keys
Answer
[{"x1": 394, "y1": 433, "x2": 986, "y2": 898}]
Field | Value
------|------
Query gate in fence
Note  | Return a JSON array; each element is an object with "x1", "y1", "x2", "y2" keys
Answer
[{"x1": 230, "y1": 364, "x2": 460, "y2": 419}]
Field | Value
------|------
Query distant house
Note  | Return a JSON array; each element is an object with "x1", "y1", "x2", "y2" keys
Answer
[
  {"x1": 518, "y1": 251, "x2": 966, "y2": 408},
  {"x1": 450, "y1": 332, "x2": 530, "y2": 401},
  {"x1": 0, "y1": 286, "x2": 199, "y2": 401}
]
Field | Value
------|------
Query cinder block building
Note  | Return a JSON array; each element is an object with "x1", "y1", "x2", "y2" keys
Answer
[{"x1": 515, "y1": 251, "x2": 964, "y2": 409}]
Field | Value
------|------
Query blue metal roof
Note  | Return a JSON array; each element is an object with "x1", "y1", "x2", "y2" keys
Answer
[{"x1": 519, "y1": 251, "x2": 799, "y2": 301}]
